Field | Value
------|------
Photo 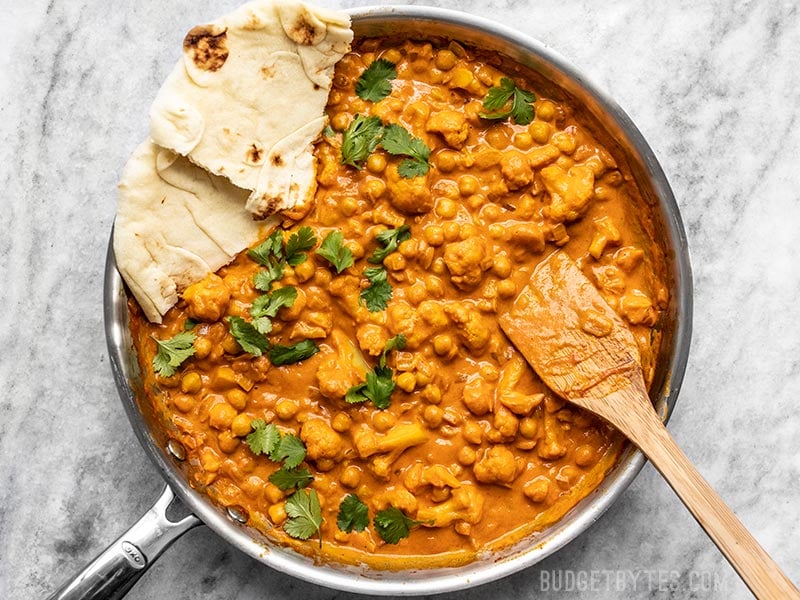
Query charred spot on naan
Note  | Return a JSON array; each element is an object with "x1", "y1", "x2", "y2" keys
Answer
[
  {"x1": 183, "y1": 25, "x2": 229, "y2": 71},
  {"x1": 284, "y1": 7, "x2": 326, "y2": 46},
  {"x1": 247, "y1": 144, "x2": 265, "y2": 165}
]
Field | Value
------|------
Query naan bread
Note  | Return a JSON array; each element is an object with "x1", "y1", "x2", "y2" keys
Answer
[
  {"x1": 149, "y1": 0, "x2": 352, "y2": 219},
  {"x1": 114, "y1": 141, "x2": 274, "y2": 323}
]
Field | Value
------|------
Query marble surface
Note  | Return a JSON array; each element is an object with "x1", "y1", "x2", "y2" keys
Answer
[{"x1": 2, "y1": 0, "x2": 799, "y2": 598}]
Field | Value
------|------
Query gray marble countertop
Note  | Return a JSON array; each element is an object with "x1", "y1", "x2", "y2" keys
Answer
[{"x1": 2, "y1": 1, "x2": 799, "y2": 598}]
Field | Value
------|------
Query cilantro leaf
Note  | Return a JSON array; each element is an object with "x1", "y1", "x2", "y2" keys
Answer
[
  {"x1": 184, "y1": 318, "x2": 197, "y2": 331},
  {"x1": 345, "y1": 334, "x2": 406, "y2": 409},
  {"x1": 251, "y1": 316, "x2": 273, "y2": 335},
  {"x1": 341, "y1": 115, "x2": 384, "y2": 169},
  {"x1": 248, "y1": 230, "x2": 284, "y2": 266},
  {"x1": 253, "y1": 260, "x2": 285, "y2": 292},
  {"x1": 380, "y1": 123, "x2": 430, "y2": 177},
  {"x1": 251, "y1": 286, "x2": 297, "y2": 320},
  {"x1": 269, "y1": 339, "x2": 320, "y2": 367},
  {"x1": 355, "y1": 58, "x2": 397, "y2": 102},
  {"x1": 359, "y1": 266, "x2": 393, "y2": 312},
  {"x1": 285, "y1": 226, "x2": 317, "y2": 266},
  {"x1": 322, "y1": 124, "x2": 336, "y2": 137},
  {"x1": 368, "y1": 225, "x2": 411, "y2": 264},
  {"x1": 227, "y1": 316, "x2": 270, "y2": 357},
  {"x1": 246, "y1": 420, "x2": 281, "y2": 456},
  {"x1": 152, "y1": 331, "x2": 196, "y2": 377},
  {"x1": 479, "y1": 77, "x2": 536, "y2": 125},
  {"x1": 284, "y1": 489, "x2": 323, "y2": 542},
  {"x1": 374, "y1": 507, "x2": 429, "y2": 544},
  {"x1": 316, "y1": 231, "x2": 354, "y2": 273},
  {"x1": 337, "y1": 494, "x2": 369, "y2": 533},
  {"x1": 269, "y1": 433, "x2": 307, "y2": 469},
  {"x1": 269, "y1": 466, "x2": 313, "y2": 491}
]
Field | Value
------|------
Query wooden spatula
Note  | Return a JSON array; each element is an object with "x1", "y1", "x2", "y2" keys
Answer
[{"x1": 499, "y1": 251, "x2": 799, "y2": 600}]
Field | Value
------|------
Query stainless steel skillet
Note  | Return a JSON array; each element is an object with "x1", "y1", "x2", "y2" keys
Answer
[{"x1": 47, "y1": 5, "x2": 693, "y2": 599}]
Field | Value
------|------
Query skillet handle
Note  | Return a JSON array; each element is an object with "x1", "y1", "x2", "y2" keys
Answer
[{"x1": 45, "y1": 485, "x2": 201, "y2": 600}]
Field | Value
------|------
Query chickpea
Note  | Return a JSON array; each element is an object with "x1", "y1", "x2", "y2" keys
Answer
[
  {"x1": 423, "y1": 405, "x2": 443, "y2": 428},
  {"x1": 172, "y1": 394, "x2": 194, "y2": 413},
  {"x1": 488, "y1": 223, "x2": 505, "y2": 239},
  {"x1": 459, "y1": 223, "x2": 479, "y2": 239},
  {"x1": 209, "y1": 402, "x2": 237, "y2": 430},
  {"x1": 331, "y1": 112, "x2": 350, "y2": 131},
  {"x1": 384, "y1": 253, "x2": 406, "y2": 271},
  {"x1": 431, "y1": 256, "x2": 447, "y2": 275},
  {"x1": 433, "y1": 334, "x2": 454, "y2": 356},
  {"x1": 481, "y1": 203, "x2": 502, "y2": 222},
  {"x1": 574, "y1": 444, "x2": 596, "y2": 467},
  {"x1": 340, "y1": 465, "x2": 362, "y2": 488},
  {"x1": 226, "y1": 389, "x2": 248, "y2": 411},
  {"x1": 339, "y1": 196, "x2": 358, "y2": 217},
  {"x1": 231, "y1": 413, "x2": 252, "y2": 437},
  {"x1": 398, "y1": 239, "x2": 417, "y2": 258},
  {"x1": 381, "y1": 47, "x2": 402, "y2": 63},
  {"x1": 268, "y1": 503, "x2": 287, "y2": 525},
  {"x1": 331, "y1": 412, "x2": 352, "y2": 433},
  {"x1": 372, "y1": 411, "x2": 396, "y2": 432},
  {"x1": 463, "y1": 421, "x2": 483, "y2": 444},
  {"x1": 492, "y1": 255, "x2": 512, "y2": 279},
  {"x1": 423, "y1": 225, "x2": 445, "y2": 247},
  {"x1": 458, "y1": 174, "x2": 479, "y2": 196},
  {"x1": 435, "y1": 49, "x2": 457, "y2": 70},
  {"x1": 536, "y1": 100, "x2": 556, "y2": 121},
  {"x1": 313, "y1": 268, "x2": 332, "y2": 287},
  {"x1": 497, "y1": 279, "x2": 517, "y2": 298},
  {"x1": 513, "y1": 132, "x2": 533, "y2": 150},
  {"x1": 421, "y1": 384, "x2": 442, "y2": 404},
  {"x1": 264, "y1": 482, "x2": 284, "y2": 504},
  {"x1": 292, "y1": 259, "x2": 313, "y2": 283},
  {"x1": 221, "y1": 334, "x2": 241, "y2": 355},
  {"x1": 363, "y1": 178, "x2": 386, "y2": 201},
  {"x1": 436, "y1": 150, "x2": 459, "y2": 173},
  {"x1": 479, "y1": 363, "x2": 500, "y2": 381},
  {"x1": 193, "y1": 337, "x2": 212, "y2": 359},
  {"x1": 466, "y1": 193, "x2": 486, "y2": 211},
  {"x1": 457, "y1": 446, "x2": 476, "y2": 466},
  {"x1": 367, "y1": 153, "x2": 387, "y2": 174},
  {"x1": 519, "y1": 417, "x2": 538, "y2": 439},
  {"x1": 443, "y1": 221, "x2": 460, "y2": 242},
  {"x1": 181, "y1": 372, "x2": 202, "y2": 394},
  {"x1": 345, "y1": 240, "x2": 365, "y2": 261},
  {"x1": 529, "y1": 121, "x2": 551, "y2": 144},
  {"x1": 405, "y1": 282, "x2": 427, "y2": 306},
  {"x1": 218, "y1": 431, "x2": 240, "y2": 454},
  {"x1": 396, "y1": 372, "x2": 417, "y2": 393},
  {"x1": 523, "y1": 477, "x2": 550, "y2": 503},
  {"x1": 435, "y1": 197, "x2": 458, "y2": 219},
  {"x1": 551, "y1": 131, "x2": 577, "y2": 154},
  {"x1": 485, "y1": 124, "x2": 511, "y2": 149},
  {"x1": 454, "y1": 521, "x2": 472, "y2": 536},
  {"x1": 276, "y1": 399, "x2": 300, "y2": 420},
  {"x1": 424, "y1": 275, "x2": 444, "y2": 298}
]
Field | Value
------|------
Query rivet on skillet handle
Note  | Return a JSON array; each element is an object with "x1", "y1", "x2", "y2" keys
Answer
[{"x1": 45, "y1": 485, "x2": 201, "y2": 600}]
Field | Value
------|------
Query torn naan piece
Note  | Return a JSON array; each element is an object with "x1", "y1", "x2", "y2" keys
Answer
[
  {"x1": 149, "y1": 0, "x2": 353, "y2": 219},
  {"x1": 114, "y1": 141, "x2": 274, "y2": 323}
]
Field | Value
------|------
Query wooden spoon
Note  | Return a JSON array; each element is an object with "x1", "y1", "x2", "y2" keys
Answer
[{"x1": 499, "y1": 251, "x2": 799, "y2": 600}]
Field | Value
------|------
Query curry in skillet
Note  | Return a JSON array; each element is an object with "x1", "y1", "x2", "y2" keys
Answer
[{"x1": 129, "y1": 37, "x2": 668, "y2": 568}]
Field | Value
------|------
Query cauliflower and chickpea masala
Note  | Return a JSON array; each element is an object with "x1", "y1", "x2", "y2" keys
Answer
[{"x1": 130, "y1": 37, "x2": 668, "y2": 568}]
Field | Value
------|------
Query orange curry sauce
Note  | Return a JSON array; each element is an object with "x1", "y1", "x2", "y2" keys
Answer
[{"x1": 129, "y1": 37, "x2": 668, "y2": 569}]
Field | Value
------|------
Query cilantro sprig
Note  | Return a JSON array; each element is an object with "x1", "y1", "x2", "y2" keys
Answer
[
  {"x1": 284, "y1": 489, "x2": 323, "y2": 544},
  {"x1": 341, "y1": 115, "x2": 384, "y2": 169},
  {"x1": 380, "y1": 124, "x2": 431, "y2": 177},
  {"x1": 355, "y1": 58, "x2": 397, "y2": 102},
  {"x1": 246, "y1": 421, "x2": 307, "y2": 478},
  {"x1": 250, "y1": 286, "x2": 297, "y2": 334},
  {"x1": 152, "y1": 331, "x2": 196, "y2": 377},
  {"x1": 345, "y1": 334, "x2": 406, "y2": 409},
  {"x1": 374, "y1": 507, "x2": 430, "y2": 544},
  {"x1": 479, "y1": 77, "x2": 536, "y2": 125},
  {"x1": 269, "y1": 467, "x2": 314, "y2": 491},
  {"x1": 359, "y1": 266, "x2": 392, "y2": 312},
  {"x1": 227, "y1": 316, "x2": 271, "y2": 356},
  {"x1": 316, "y1": 231, "x2": 354, "y2": 273},
  {"x1": 269, "y1": 340, "x2": 320, "y2": 367},
  {"x1": 248, "y1": 227, "x2": 317, "y2": 291},
  {"x1": 284, "y1": 227, "x2": 317, "y2": 266},
  {"x1": 337, "y1": 494, "x2": 369, "y2": 533},
  {"x1": 368, "y1": 225, "x2": 411, "y2": 264}
]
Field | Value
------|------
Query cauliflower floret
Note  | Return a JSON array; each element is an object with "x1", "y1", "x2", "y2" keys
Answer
[
  {"x1": 356, "y1": 323, "x2": 389, "y2": 357},
  {"x1": 473, "y1": 445, "x2": 518, "y2": 486},
  {"x1": 315, "y1": 330, "x2": 369, "y2": 401},
  {"x1": 426, "y1": 110, "x2": 469, "y2": 149},
  {"x1": 500, "y1": 150, "x2": 533, "y2": 191},
  {"x1": 443, "y1": 302, "x2": 491, "y2": 351},
  {"x1": 540, "y1": 163, "x2": 595, "y2": 222},
  {"x1": 619, "y1": 289, "x2": 657, "y2": 326},
  {"x1": 354, "y1": 423, "x2": 429, "y2": 458},
  {"x1": 416, "y1": 486, "x2": 484, "y2": 527},
  {"x1": 373, "y1": 486, "x2": 419, "y2": 515},
  {"x1": 443, "y1": 237, "x2": 493, "y2": 290},
  {"x1": 385, "y1": 164, "x2": 433, "y2": 214},
  {"x1": 404, "y1": 463, "x2": 462, "y2": 493},
  {"x1": 462, "y1": 373, "x2": 492, "y2": 416},
  {"x1": 300, "y1": 418, "x2": 343, "y2": 462},
  {"x1": 497, "y1": 356, "x2": 545, "y2": 415},
  {"x1": 182, "y1": 273, "x2": 230, "y2": 322}
]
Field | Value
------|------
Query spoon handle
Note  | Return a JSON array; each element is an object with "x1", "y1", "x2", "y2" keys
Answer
[{"x1": 619, "y1": 393, "x2": 800, "y2": 600}]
